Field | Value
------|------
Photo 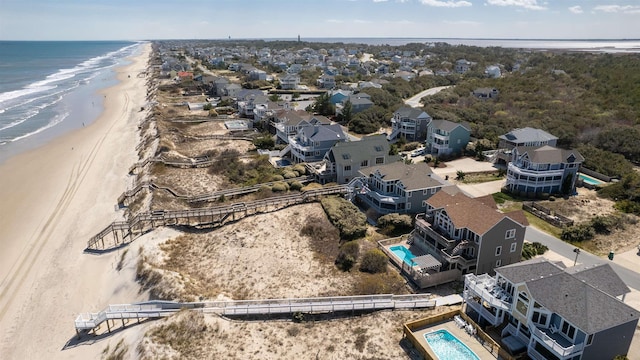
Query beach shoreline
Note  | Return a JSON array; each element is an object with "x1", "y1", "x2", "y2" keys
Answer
[{"x1": 0, "y1": 43, "x2": 151, "y2": 359}]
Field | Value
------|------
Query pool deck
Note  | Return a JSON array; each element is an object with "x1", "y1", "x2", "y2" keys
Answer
[{"x1": 411, "y1": 320, "x2": 496, "y2": 360}]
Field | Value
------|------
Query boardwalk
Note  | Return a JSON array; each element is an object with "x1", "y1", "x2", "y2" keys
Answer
[
  {"x1": 88, "y1": 185, "x2": 349, "y2": 251},
  {"x1": 74, "y1": 294, "x2": 435, "y2": 335}
]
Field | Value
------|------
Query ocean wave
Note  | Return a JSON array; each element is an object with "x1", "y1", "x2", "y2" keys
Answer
[
  {"x1": 0, "y1": 43, "x2": 135, "y2": 107},
  {"x1": 0, "y1": 94, "x2": 64, "y2": 133},
  {"x1": 0, "y1": 85, "x2": 72, "y2": 116},
  {"x1": 10, "y1": 111, "x2": 69, "y2": 143}
]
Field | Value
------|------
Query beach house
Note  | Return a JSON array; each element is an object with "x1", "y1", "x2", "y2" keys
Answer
[
  {"x1": 355, "y1": 162, "x2": 449, "y2": 215},
  {"x1": 425, "y1": 119, "x2": 471, "y2": 156},
  {"x1": 463, "y1": 259, "x2": 639, "y2": 360},
  {"x1": 505, "y1": 145, "x2": 584, "y2": 196},
  {"x1": 388, "y1": 106, "x2": 432, "y2": 142},
  {"x1": 307, "y1": 135, "x2": 399, "y2": 184},
  {"x1": 289, "y1": 124, "x2": 347, "y2": 163}
]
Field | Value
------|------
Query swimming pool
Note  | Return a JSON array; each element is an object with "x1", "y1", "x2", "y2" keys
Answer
[
  {"x1": 424, "y1": 329, "x2": 480, "y2": 360},
  {"x1": 579, "y1": 173, "x2": 605, "y2": 186},
  {"x1": 390, "y1": 245, "x2": 417, "y2": 266}
]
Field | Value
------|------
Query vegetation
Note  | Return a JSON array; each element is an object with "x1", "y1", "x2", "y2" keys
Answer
[
  {"x1": 252, "y1": 133, "x2": 275, "y2": 150},
  {"x1": 208, "y1": 151, "x2": 283, "y2": 186},
  {"x1": 320, "y1": 197, "x2": 367, "y2": 240},
  {"x1": 521, "y1": 242, "x2": 549, "y2": 260},
  {"x1": 561, "y1": 213, "x2": 636, "y2": 242},
  {"x1": 376, "y1": 213, "x2": 413, "y2": 235},
  {"x1": 335, "y1": 241, "x2": 360, "y2": 271},
  {"x1": 359, "y1": 249, "x2": 388, "y2": 273},
  {"x1": 308, "y1": 92, "x2": 335, "y2": 116}
]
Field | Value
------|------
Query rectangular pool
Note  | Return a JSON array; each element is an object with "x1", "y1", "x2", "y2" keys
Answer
[
  {"x1": 424, "y1": 329, "x2": 480, "y2": 360},
  {"x1": 390, "y1": 245, "x2": 417, "y2": 266},
  {"x1": 579, "y1": 173, "x2": 605, "y2": 186}
]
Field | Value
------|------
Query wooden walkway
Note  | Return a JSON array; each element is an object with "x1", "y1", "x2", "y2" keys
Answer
[
  {"x1": 74, "y1": 294, "x2": 435, "y2": 334},
  {"x1": 117, "y1": 175, "x2": 313, "y2": 206},
  {"x1": 128, "y1": 149, "x2": 258, "y2": 174},
  {"x1": 88, "y1": 185, "x2": 349, "y2": 251}
]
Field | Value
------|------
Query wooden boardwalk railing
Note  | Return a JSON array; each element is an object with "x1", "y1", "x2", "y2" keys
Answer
[
  {"x1": 118, "y1": 175, "x2": 314, "y2": 206},
  {"x1": 74, "y1": 294, "x2": 435, "y2": 334},
  {"x1": 89, "y1": 185, "x2": 349, "y2": 251}
]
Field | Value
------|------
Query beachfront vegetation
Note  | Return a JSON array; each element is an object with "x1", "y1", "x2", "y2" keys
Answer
[
  {"x1": 359, "y1": 249, "x2": 388, "y2": 274},
  {"x1": 320, "y1": 197, "x2": 367, "y2": 240},
  {"x1": 376, "y1": 213, "x2": 413, "y2": 235},
  {"x1": 521, "y1": 242, "x2": 548, "y2": 260}
]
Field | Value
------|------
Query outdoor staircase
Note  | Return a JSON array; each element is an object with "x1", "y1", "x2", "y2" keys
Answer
[{"x1": 451, "y1": 240, "x2": 471, "y2": 256}]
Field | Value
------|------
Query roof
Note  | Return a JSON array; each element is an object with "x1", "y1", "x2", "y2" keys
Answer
[
  {"x1": 299, "y1": 124, "x2": 346, "y2": 142},
  {"x1": 526, "y1": 271, "x2": 639, "y2": 334},
  {"x1": 328, "y1": 134, "x2": 399, "y2": 165},
  {"x1": 426, "y1": 191, "x2": 527, "y2": 235},
  {"x1": 499, "y1": 127, "x2": 558, "y2": 144},
  {"x1": 358, "y1": 162, "x2": 446, "y2": 191},
  {"x1": 394, "y1": 106, "x2": 430, "y2": 119},
  {"x1": 515, "y1": 145, "x2": 585, "y2": 164},
  {"x1": 566, "y1": 263, "x2": 630, "y2": 298},
  {"x1": 497, "y1": 259, "x2": 639, "y2": 334},
  {"x1": 430, "y1": 119, "x2": 471, "y2": 132}
]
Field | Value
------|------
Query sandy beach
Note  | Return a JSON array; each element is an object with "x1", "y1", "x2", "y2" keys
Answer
[{"x1": 0, "y1": 43, "x2": 151, "y2": 359}]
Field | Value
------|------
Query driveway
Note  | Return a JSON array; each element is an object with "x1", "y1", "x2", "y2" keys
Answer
[{"x1": 404, "y1": 86, "x2": 452, "y2": 108}]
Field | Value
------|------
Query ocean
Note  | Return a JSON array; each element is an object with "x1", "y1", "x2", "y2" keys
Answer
[{"x1": 0, "y1": 41, "x2": 142, "y2": 163}]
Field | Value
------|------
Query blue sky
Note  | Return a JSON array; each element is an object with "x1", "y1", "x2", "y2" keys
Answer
[{"x1": 1, "y1": 0, "x2": 638, "y2": 40}]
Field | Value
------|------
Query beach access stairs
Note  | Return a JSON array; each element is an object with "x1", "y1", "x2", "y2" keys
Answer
[
  {"x1": 74, "y1": 294, "x2": 435, "y2": 336},
  {"x1": 90, "y1": 185, "x2": 350, "y2": 251}
]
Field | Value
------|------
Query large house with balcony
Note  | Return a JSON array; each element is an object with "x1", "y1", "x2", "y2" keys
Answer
[
  {"x1": 355, "y1": 162, "x2": 449, "y2": 215},
  {"x1": 425, "y1": 119, "x2": 471, "y2": 156},
  {"x1": 505, "y1": 145, "x2": 584, "y2": 196},
  {"x1": 289, "y1": 124, "x2": 347, "y2": 163},
  {"x1": 463, "y1": 259, "x2": 639, "y2": 360},
  {"x1": 388, "y1": 107, "x2": 432, "y2": 142},
  {"x1": 307, "y1": 135, "x2": 400, "y2": 184},
  {"x1": 272, "y1": 110, "x2": 331, "y2": 144},
  {"x1": 411, "y1": 189, "x2": 528, "y2": 277}
]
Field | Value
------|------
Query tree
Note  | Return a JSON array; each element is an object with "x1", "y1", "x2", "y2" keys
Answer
[
  {"x1": 268, "y1": 93, "x2": 281, "y2": 102},
  {"x1": 310, "y1": 92, "x2": 335, "y2": 116},
  {"x1": 456, "y1": 170, "x2": 466, "y2": 181},
  {"x1": 338, "y1": 99, "x2": 353, "y2": 123}
]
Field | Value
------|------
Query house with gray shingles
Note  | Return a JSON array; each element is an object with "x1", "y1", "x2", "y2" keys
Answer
[
  {"x1": 426, "y1": 119, "x2": 471, "y2": 156},
  {"x1": 411, "y1": 189, "x2": 528, "y2": 278},
  {"x1": 499, "y1": 127, "x2": 558, "y2": 150},
  {"x1": 279, "y1": 74, "x2": 300, "y2": 90},
  {"x1": 289, "y1": 124, "x2": 347, "y2": 163},
  {"x1": 463, "y1": 259, "x2": 639, "y2": 360},
  {"x1": 505, "y1": 145, "x2": 584, "y2": 196},
  {"x1": 389, "y1": 106, "x2": 432, "y2": 142},
  {"x1": 237, "y1": 94, "x2": 268, "y2": 118},
  {"x1": 272, "y1": 110, "x2": 331, "y2": 144},
  {"x1": 472, "y1": 87, "x2": 500, "y2": 99},
  {"x1": 455, "y1": 59, "x2": 472, "y2": 74},
  {"x1": 356, "y1": 162, "x2": 449, "y2": 215},
  {"x1": 308, "y1": 135, "x2": 399, "y2": 184},
  {"x1": 336, "y1": 93, "x2": 373, "y2": 115},
  {"x1": 317, "y1": 74, "x2": 336, "y2": 89}
]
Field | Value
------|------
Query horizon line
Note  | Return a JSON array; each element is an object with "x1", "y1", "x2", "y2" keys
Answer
[{"x1": 2, "y1": 37, "x2": 640, "y2": 42}]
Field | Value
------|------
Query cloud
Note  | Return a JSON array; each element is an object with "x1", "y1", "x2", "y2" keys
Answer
[
  {"x1": 419, "y1": 0, "x2": 472, "y2": 8},
  {"x1": 568, "y1": 5, "x2": 582, "y2": 14},
  {"x1": 593, "y1": 5, "x2": 640, "y2": 14},
  {"x1": 486, "y1": 0, "x2": 546, "y2": 10}
]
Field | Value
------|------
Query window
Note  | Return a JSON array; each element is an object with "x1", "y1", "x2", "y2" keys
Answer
[
  {"x1": 510, "y1": 242, "x2": 517, "y2": 253},
  {"x1": 360, "y1": 160, "x2": 368, "y2": 167},
  {"x1": 430, "y1": 188, "x2": 437, "y2": 194},
  {"x1": 495, "y1": 246, "x2": 502, "y2": 256},
  {"x1": 587, "y1": 334, "x2": 594, "y2": 346},
  {"x1": 342, "y1": 153, "x2": 350, "y2": 160},
  {"x1": 505, "y1": 229, "x2": 516, "y2": 239},
  {"x1": 495, "y1": 259, "x2": 502, "y2": 267},
  {"x1": 375, "y1": 157, "x2": 384, "y2": 164},
  {"x1": 344, "y1": 165, "x2": 351, "y2": 171},
  {"x1": 374, "y1": 145, "x2": 383, "y2": 152}
]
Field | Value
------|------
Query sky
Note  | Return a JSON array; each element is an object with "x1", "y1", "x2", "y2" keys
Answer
[{"x1": 0, "y1": 0, "x2": 638, "y2": 40}]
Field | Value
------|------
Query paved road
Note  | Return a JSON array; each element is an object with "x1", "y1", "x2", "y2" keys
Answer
[
  {"x1": 404, "y1": 86, "x2": 452, "y2": 108},
  {"x1": 526, "y1": 227, "x2": 640, "y2": 290}
]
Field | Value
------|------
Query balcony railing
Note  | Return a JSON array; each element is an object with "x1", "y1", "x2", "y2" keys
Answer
[
  {"x1": 464, "y1": 274, "x2": 511, "y2": 311},
  {"x1": 414, "y1": 216, "x2": 456, "y2": 248},
  {"x1": 508, "y1": 163, "x2": 564, "y2": 176},
  {"x1": 530, "y1": 325, "x2": 584, "y2": 358},
  {"x1": 463, "y1": 294, "x2": 499, "y2": 325}
]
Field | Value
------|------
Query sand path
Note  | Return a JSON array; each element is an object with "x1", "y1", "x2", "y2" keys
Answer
[{"x1": 0, "y1": 43, "x2": 151, "y2": 359}]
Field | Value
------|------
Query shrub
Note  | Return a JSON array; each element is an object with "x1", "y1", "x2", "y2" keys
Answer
[
  {"x1": 282, "y1": 170, "x2": 297, "y2": 179},
  {"x1": 292, "y1": 163, "x2": 306, "y2": 175},
  {"x1": 521, "y1": 242, "x2": 549, "y2": 260},
  {"x1": 320, "y1": 197, "x2": 367, "y2": 240},
  {"x1": 359, "y1": 249, "x2": 388, "y2": 273},
  {"x1": 336, "y1": 241, "x2": 360, "y2": 271},
  {"x1": 377, "y1": 213, "x2": 413, "y2": 234},
  {"x1": 561, "y1": 223, "x2": 595, "y2": 242},
  {"x1": 271, "y1": 182, "x2": 289, "y2": 192},
  {"x1": 289, "y1": 180, "x2": 303, "y2": 191}
]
